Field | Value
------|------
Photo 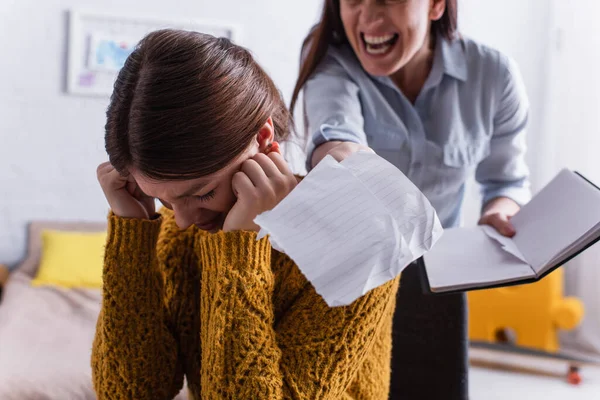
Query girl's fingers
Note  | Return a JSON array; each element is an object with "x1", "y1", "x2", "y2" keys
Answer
[
  {"x1": 253, "y1": 153, "x2": 282, "y2": 177},
  {"x1": 232, "y1": 171, "x2": 256, "y2": 198},
  {"x1": 266, "y1": 152, "x2": 293, "y2": 176},
  {"x1": 241, "y1": 158, "x2": 270, "y2": 189}
]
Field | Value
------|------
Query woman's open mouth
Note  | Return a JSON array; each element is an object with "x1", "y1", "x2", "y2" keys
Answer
[{"x1": 361, "y1": 33, "x2": 399, "y2": 56}]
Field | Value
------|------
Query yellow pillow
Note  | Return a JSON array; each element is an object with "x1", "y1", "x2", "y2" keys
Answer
[{"x1": 31, "y1": 230, "x2": 107, "y2": 289}]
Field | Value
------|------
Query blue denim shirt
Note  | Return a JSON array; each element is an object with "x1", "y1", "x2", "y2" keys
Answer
[{"x1": 304, "y1": 35, "x2": 531, "y2": 228}]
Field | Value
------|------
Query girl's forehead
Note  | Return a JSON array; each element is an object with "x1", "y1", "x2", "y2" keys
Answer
[
  {"x1": 132, "y1": 172, "x2": 208, "y2": 198},
  {"x1": 129, "y1": 139, "x2": 257, "y2": 198}
]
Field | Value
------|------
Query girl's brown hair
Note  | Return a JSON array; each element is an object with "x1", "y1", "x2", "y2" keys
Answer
[
  {"x1": 290, "y1": 0, "x2": 458, "y2": 114},
  {"x1": 106, "y1": 29, "x2": 292, "y2": 180}
]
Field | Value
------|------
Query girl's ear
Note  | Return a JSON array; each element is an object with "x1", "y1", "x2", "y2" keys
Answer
[{"x1": 256, "y1": 117, "x2": 275, "y2": 152}]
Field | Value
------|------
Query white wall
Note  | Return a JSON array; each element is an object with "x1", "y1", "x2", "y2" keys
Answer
[
  {"x1": 0, "y1": 0, "x2": 321, "y2": 266},
  {"x1": 542, "y1": 0, "x2": 600, "y2": 356},
  {"x1": 458, "y1": 0, "x2": 552, "y2": 225},
  {"x1": 541, "y1": 0, "x2": 600, "y2": 185}
]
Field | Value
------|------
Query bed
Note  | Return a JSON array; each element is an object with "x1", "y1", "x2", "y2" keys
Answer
[{"x1": 0, "y1": 221, "x2": 188, "y2": 400}]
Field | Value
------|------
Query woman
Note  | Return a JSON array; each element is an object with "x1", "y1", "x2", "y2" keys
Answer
[
  {"x1": 92, "y1": 29, "x2": 399, "y2": 399},
  {"x1": 291, "y1": 0, "x2": 530, "y2": 399}
]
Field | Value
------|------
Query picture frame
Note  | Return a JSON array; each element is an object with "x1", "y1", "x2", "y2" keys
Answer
[{"x1": 66, "y1": 10, "x2": 241, "y2": 97}]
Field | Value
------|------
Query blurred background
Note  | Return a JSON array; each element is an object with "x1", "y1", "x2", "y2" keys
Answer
[{"x1": 1, "y1": 0, "x2": 600, "y2": 398}]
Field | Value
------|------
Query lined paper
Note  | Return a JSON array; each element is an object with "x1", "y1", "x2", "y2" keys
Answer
[{"x1": 255, "y1": 152, "x2": 443, "y2": 307}]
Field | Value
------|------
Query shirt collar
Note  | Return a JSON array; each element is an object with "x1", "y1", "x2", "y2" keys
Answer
[{"x1": 437, "y1": 34, "x2": 468, "y2": 82}]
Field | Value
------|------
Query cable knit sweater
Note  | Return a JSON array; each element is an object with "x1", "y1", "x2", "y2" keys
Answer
[{"x1": 91, "y1": 209, "x2": 400, "y2": 399}]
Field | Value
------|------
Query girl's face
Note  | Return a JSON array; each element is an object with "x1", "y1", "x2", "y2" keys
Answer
[
  {"x1": 131, "y1": 120, "x2": 273, "y2": 232},
  {"x1": 339, "y1": 0, "x2": 445, "y2": 76}
]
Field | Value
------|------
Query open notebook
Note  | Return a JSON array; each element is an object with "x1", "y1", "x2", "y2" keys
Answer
[{"x1": 423, "y1": 169, "x2": 600, "y2": 294}]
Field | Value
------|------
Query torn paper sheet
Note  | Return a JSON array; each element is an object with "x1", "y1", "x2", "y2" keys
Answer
[
  {"x1": 255, "y1": 151, "x2": 443, "y2": 307},
  {"x1": 480, "y1": 225, "x2": 528, "y2": 264}
]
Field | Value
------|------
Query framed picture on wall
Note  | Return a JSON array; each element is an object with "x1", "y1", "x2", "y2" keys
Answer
[
  {"x1": 66, "y1": 10, "x2": 241, "y2": 97},
  {"x1": 86, "y1": 32, "x2": 138, "y2": 73}
]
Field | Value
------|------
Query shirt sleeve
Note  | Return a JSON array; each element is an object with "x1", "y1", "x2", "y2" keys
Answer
[
  {"x1": 303, "y1": 51, "x2": 368, "y2": 170},
  {"x1": 476, "y1": 54, "x2": 532, "y2": 208}
]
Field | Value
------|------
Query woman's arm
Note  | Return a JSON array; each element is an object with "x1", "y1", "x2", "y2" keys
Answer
[
  {"x1": 476, "y1": 55, "x2": 531, "y2": 209},
  {"x1": 197, "y1": 231, "x2": 399, "y2": 399},
  {"x1": 304, "y1": 52, "x2": 371, "y2": 169},
  {"x1": 92, "y1": 211, "x2": 198, "y2": 399},
  {"x1": 476, "y1": 55, "x2": 532, "y2": 235},
  {"x1": 311, "y1": 140, "x2": 373, "y2": 167}
]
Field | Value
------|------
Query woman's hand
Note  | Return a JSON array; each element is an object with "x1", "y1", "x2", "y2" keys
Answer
[
  {"x1": 223, "y1": 152, "x2": 297, "y2": 232},
  {"x1": 312, "y1": 141, "x2": 374, "y2": 167},
  {"x1": 97, "y1": 162, "x2": 155, "y2": 219},
  {"x1": 478, "y1": 197, "x2": 520, "y2": 237}
]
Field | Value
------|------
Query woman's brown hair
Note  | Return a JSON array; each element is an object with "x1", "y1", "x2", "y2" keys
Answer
[
  {"x1": 290, "y1": 0, "x2": 458, "y2": 114},
  {"x1": 106, "y1": 29, "x2": 292, "y2": 180}
]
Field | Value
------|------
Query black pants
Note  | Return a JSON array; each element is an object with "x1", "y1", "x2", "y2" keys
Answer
[{"x1": 389, "y1": 262, "x2": 468, "y2": 400}]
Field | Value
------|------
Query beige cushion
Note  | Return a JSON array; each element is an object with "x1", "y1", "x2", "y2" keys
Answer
[{"x1": 15, "y1": 221, "x2": 106, "y2": 278}]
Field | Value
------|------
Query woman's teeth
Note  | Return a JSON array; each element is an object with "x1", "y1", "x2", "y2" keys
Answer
[
  {"x1": 364, "y1": 34, "x2": 395, "y2": 45},
  {"x1": 363, "y1": 33, "x2": 398, "y2": 55},
  {"x1": 366, "y1": 45, "x2": 390, "y2": 55}
]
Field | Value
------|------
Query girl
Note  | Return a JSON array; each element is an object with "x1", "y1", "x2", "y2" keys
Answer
[
  {"x1": 92, "y1": 29, "x2": 399, "y2": 400},
  {"x1": 292, "y1": 0, "x2": 531, "y2": 399}
]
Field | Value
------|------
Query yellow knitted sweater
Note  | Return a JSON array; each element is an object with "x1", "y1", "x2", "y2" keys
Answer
[{"x1": 91, "y1": 209, "x2": 400, "y2": 399}]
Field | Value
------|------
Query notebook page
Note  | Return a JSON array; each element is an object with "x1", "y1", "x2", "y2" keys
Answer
[
  {"x1": 255, "y1": 152, "x2": 443, "y2": 307},
  {"x1": 423, "y1": 226, "x2": 535, "y2": 293},
  {"x1": 547, "y1": 221, "x2": 600, "y2": 267},
  {"x1": 511, "y1": 169, "x2": 600, "y2": 275},
  {"x1": 481, "y1": 225, "x2": 527, "y2": 264}
]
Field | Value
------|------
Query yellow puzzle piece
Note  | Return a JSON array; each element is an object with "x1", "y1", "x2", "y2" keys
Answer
[{"x1": 468, "y1": 268, "x2": 585, "y2": 352}]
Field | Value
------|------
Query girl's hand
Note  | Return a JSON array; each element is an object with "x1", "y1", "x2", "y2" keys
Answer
[
  {"x1": 478, "y1": 197, "x2": 520, "y2": 237},
  {"x1": 223, "y1": 150, "x2": 297, "y2": 232},
  {"x1": 97, "y1": 162, "x2": 155, "y2": 219}
]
